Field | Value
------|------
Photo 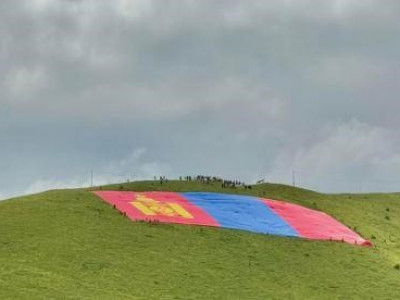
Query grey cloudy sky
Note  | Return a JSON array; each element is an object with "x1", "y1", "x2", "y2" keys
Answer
[{"x1": 1, "y1": 0, "x2": 400, "y2": 199}]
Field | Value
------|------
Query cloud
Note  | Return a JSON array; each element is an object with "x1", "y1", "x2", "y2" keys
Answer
[
  {"x1": 0, "y1": 147, "x2": 172, "y2": 200},
  {"x1": 23, "y1": 178, "x2": 87, "y2": 195},
  {"x1": 268, "y1": 120, "x2": 400, "y2": 192},
  {"x1": 1, "y1": 0, "x2": 400, "y2": 196},
  {"x1": 98, "y1": 148, "x2": 172, "y2": 182},
  {"x1": 305, "y1": 55, "x2": 387, "y2": 90},
  {"x1": 5, "y1": 66, "x2": 48, "y2": 101}
]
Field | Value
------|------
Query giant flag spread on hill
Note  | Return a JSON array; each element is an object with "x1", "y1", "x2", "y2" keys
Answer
[{"x1": 93, "y1": 191, "x2": 371, "y2": 246}]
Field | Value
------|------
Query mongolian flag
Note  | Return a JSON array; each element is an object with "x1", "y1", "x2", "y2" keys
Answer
[{"x1": 93, "y1": 191, "x2": 371, "y2": 246}]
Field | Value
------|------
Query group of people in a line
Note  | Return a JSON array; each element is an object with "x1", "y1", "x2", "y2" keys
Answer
[
  {"x1": 181, "y1": 175, "x2": 222, "y2": 183},
  {"x1": 153, "y1": 175, "x2": 254, "y2": 189},
  {"x1": 221, "y1": 179, "x2": 252, "y2": 190},
  {"x1": 174, "y1": 175, "x2": 252, "y2": 190}
]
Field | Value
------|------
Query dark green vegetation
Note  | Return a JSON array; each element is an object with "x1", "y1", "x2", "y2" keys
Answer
[{"x1": 0, "y1": 180, "x2": 399, "y2": 299}]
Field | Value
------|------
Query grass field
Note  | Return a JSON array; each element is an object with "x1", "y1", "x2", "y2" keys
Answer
[{"x1": 0, "y1": 180, "x2": 399, "y2": 299}]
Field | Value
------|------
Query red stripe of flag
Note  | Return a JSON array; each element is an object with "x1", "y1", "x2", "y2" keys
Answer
[
  {"x1": 263, "y1": 199, "x2": 371, "y2": 246},
  {"x1": 94, "y1": 191, "x2": 219, "y2": 227}
]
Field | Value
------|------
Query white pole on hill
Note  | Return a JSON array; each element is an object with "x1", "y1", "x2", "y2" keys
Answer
[
  {"x1": 90, "y1": 169, "x2": 93, "y2": 187},
  {"x1": 292, "y1": 170, "x2": 296, "y2": 187}
]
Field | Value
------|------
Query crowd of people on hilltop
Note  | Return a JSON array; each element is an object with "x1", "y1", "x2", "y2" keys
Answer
[
  {"x1": 176, "y1": 175, "x2": 252, "y2": 190},
  {"x1": 150, "y1": 174, "x2": 256, "y2": 190},
  {"x1": 181, "y1": 175, "x2": 223, "y2": 183},
  {"x1": 95, "y1": 175, "x2": 258, "y2": 191}
]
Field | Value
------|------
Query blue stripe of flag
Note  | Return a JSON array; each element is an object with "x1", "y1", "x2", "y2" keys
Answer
[{"x1": 182, "y1": 192, "x2": 299, "y2": 237}]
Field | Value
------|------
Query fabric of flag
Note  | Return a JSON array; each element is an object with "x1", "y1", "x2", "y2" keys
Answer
[{"x1": 93, "y1": 191, "x2": 371, "y2": 246}]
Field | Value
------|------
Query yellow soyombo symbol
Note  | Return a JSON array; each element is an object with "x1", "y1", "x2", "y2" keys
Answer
[{"x1": 131, "y1": 195, "x2": 194, "y2": 219}]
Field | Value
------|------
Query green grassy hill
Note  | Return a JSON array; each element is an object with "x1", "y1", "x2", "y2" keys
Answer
[{"x1": 0, "y1": 180, "x2": 399, "y2": 299}]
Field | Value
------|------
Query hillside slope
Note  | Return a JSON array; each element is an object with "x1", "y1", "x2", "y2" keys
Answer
[{"x1": 0, "y1": 180, "x2": 399, "y2": 299}]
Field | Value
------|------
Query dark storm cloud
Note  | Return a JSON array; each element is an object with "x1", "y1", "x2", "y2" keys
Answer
[{"x1": 1, "y1": 0, "x2": 400, "y2": 198}]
